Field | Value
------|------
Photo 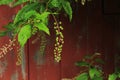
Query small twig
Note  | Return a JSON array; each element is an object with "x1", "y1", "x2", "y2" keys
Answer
[
  {"x1": 45, "y1": 0, "x2": 51, "y2": 12},
  {"x1": 51, "y1": 14, "x2": 60, "y2": 32}
]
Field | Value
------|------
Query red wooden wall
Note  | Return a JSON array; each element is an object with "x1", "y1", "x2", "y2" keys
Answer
[{"x1": 0, "y1": 0, "x2": 120, "y2": 80}]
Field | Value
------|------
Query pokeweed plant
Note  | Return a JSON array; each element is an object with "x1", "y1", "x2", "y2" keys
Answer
[
  {"x1": 0, "y1": 0, "x2": 73, "y2": 63},
  {"x1": 74, "y1": 53, "x2": 120, "y2": 80},
  {"x1": 74, "y1": 53, "x2": 104, "y2": 80}
]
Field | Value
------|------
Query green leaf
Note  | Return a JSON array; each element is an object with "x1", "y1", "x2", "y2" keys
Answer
[
  {"x1": 0, "y1": 31, "x2": 7, "y2": 37},
  {"x1": 92, "y1": 76, "x2": 103, "y2": 80},
  {"x1": 13, "y1": 0, "x2": 28, "y2": 6},
  {"x1": 76, "y1": 73, "x2": 89, "y2": 80},
  {"x1": 0, "y1": 0, "x2": 13, "y2": 5},
  {"x1": 108, "y1": 73, "x2": 118, "y2": 80},
  {"x1": 34, "y1": 22, "x2": 50, "y2": 35},
  {"x1": 75, "y1": 61, "x2": 89, "y2": 67},
  {"x1": 14, "y1": 26, "x2": 21, "y2": 34},
  {"x1": 24, "y1": 10, "x2": 40, "y2": 21},
  {"x1": 62, "y1": 0, "x2": 72, "y2": 21},
  {"x1": 18, "y1": 24, "x2": 32, "y2": 47},
  {"x1": 35, "y1": 12, "x2": 50, "y2": 25},
  {"x1": 89, "y1": 68, "x2": 102, "y2": 79},
  {"x1": 0, "y1": 23, "x2": 15, "y2": 37},
  {"x1": 49, "y1": 0, "x2": 61, "y2": 8},
  {"x1": 39, "y1": 12, "x2": 50, "y2": 22},
  {"x1": 48, "y1": 0, "x2": 62, "y2": 12},
  {"x1": 14, "y1": 2, "x2": 39, "y2": 24},
  {"x1": 40, "y1": 12, "x2": 50, "y2": 18},
  {"x1": 89, "y1": 68, "x2": 96, "y2": 79},
  {"x1": 90, "y1": 67, "x2": 103, "y2": 78},
  {"x1": 4, "y1": 23, "x2": 15, "y2": 30},
  {"x1": 118, "y1": 73, "x2": 120, "y2": 78},
  {"x1": 39, "y1": 4, "x2": 46, "y2": 13}
]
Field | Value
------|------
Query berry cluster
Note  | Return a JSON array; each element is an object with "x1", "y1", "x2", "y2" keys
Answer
[
  {"x1": 39, "y1": 31, "x2": 47, "y2": 55},
  {"x1": 32, "y1": 26, "x2": 38, "y2": 35},
  {"x1": 0, "y1": 39, "x2": 16, "y2": 58},
  {"x1": 16, "y1": 47, "x2": 22, "y2": 66},
  {"x1": 54, "y1": 21, "x2": 64, "y2": 62}
]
